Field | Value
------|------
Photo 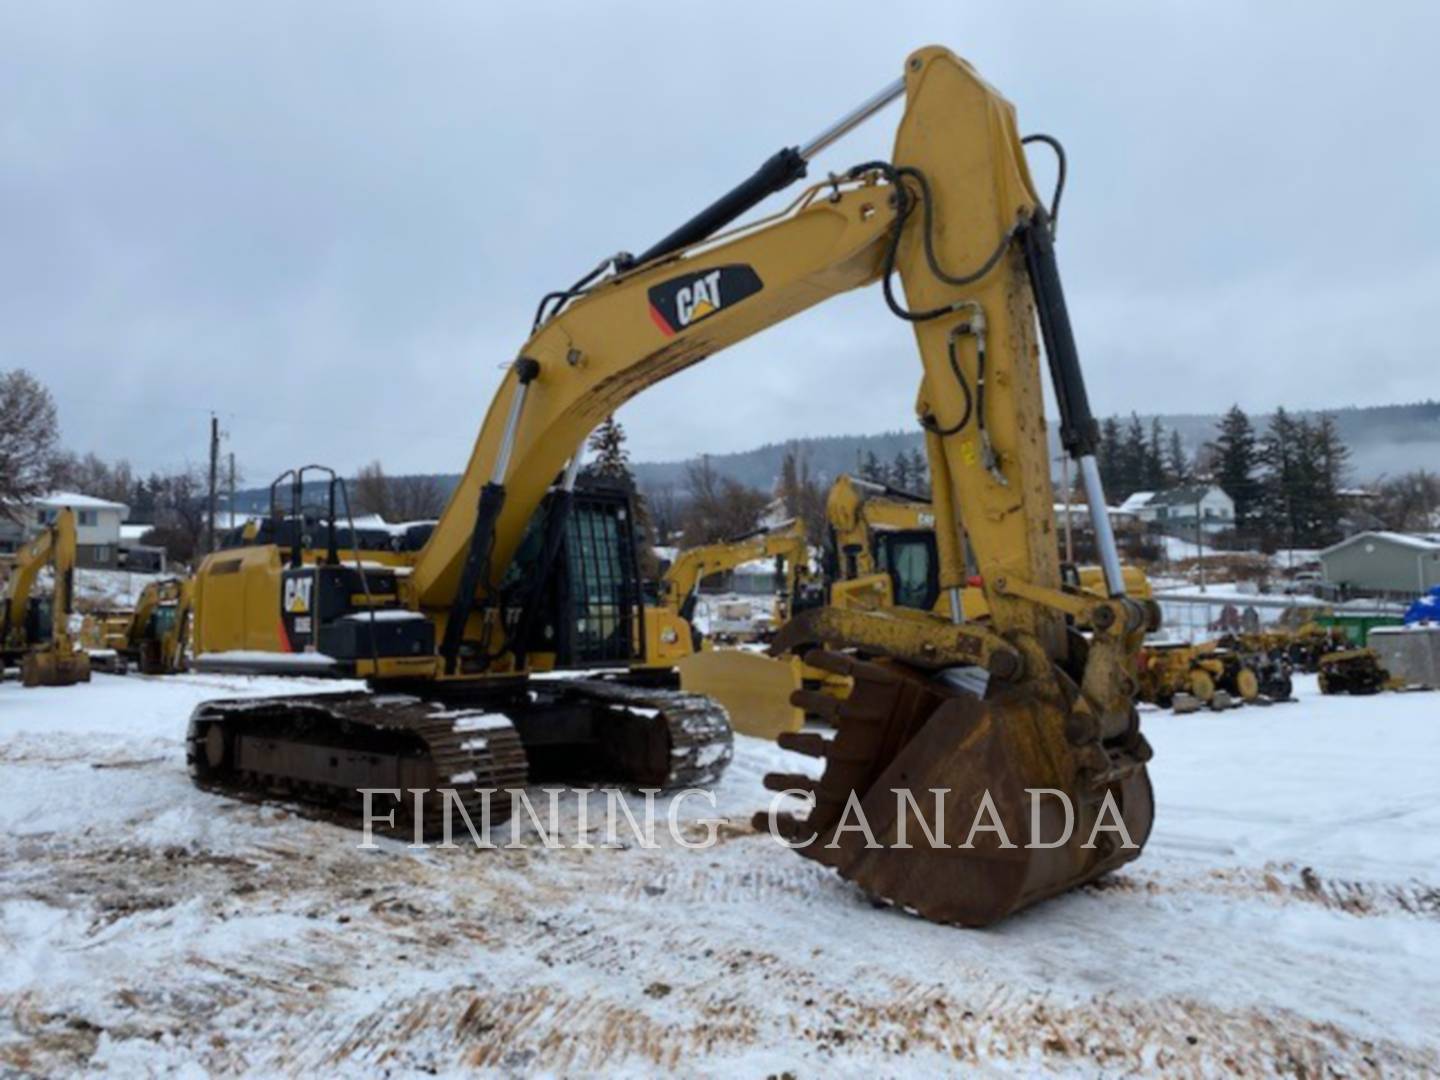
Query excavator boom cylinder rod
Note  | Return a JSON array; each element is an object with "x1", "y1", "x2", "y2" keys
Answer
[
  {"x1": 798, "y1": 76, "x2": 906, "y2": 159},
  {"x1": 1079, "y1": 454, "x2": 1127, "y2": 598},
  {"x1": 621, "y1": 76, "x2": 904, "y2": 271}
]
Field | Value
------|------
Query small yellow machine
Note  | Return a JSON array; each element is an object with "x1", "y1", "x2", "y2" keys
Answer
[
  {"x1": 1, "y1": 508, "x2": 91, "y2": 687},
  {"x1": 1317, "y1": 648, "x2": 1397, "y2": 695},
  {"x1": 1136, "y1": 641, "x2": 1267, "y2": 710}
]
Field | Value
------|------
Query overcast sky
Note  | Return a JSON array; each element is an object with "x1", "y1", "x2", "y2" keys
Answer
[{"x1": 4, "y1": 2, "x2": 1437, "y2": 482}]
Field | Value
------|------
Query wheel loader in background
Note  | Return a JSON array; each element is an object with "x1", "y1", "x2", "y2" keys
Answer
[
  {"x1": 184, "y1": 45, "x2": 1154, "y2": 926},
  {"x1": 0, "y1": 508, "x2": 91, "y2": 687}
]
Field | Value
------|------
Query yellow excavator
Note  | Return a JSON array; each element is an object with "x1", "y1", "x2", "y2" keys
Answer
[
  {"x1": 661, "y1": 518, "x2": 823, "y2": 739},
  {"x1": 660, "y1": 518, "x2": 812, "y2": 644},
  {"x1": 685, "y1": 472, "x2": 1153, "y2": 738},
  {"x1": 185, "y1": 46, "x2": 1154, "y2": 926},
  {"x1": 826, "y1": 472, "x2": 1151, "y2": 615},
  {"x1": 1, "y1": 508, "x2": 92, "y2": 687},
  {"x1": 122, "y1": 576, "x2": 193, "y2": 674}
]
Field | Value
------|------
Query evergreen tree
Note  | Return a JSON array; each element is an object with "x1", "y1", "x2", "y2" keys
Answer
[
  {"x1": 1166, "y1": 429, "x2": 1191, "y2": 486},
  {"x1": 1146, "y1": 419, "x2": 1168, "y2": 491},
  {"x1": 1313, "y1": 413, "x2": 1351, "y2": 541},
  {"x1": 1209, "y1": 405, "x2": 1261, "y2": 534},
  {"x1": 890, "y1": 450, "x2": 911, "y2": 490},
  {"x1": 1258, "y1": 407, "x2": 1302, "y2": 548},
  {"x1": 906, "y1": 447, "x2": 929, "y2": 496},
  {"x1": 1119, "y1": 414, "x2": 1148, "y2": 498},
  {"x1": 586, "y1": 415, "x2": 632, "y2": 480},
  {"x1": 1098, "y1": 416, "x2": 1124, "y2": 496},
  {"x1": 860, "y1": 450, "x2": 884, "y2": 484}
]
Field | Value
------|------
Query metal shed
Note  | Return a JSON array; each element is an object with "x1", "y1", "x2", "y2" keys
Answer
[{"x1": 1319, "y1": 532, "x2": 1440, "y2": 596}]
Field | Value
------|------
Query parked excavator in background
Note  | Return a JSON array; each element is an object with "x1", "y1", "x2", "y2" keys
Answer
[
  {"x1": 824, "y1": 473, "x2": 1152, "y2": 618},
  {"x1": 183, "y1": 45, "x2": 1155, "y2": 926},
  {"x1": 1, "y1": 508, "x2": 91, "y2": 687},
  {"x1": 661, "y1": 518, "x2": 820, "y2": 739},
  {"x1": 659, "y1": 518, "x2": 813, "y2": 646},
  {"x1": 122, "y1": 577, "x2": 193, "y2": 674}
]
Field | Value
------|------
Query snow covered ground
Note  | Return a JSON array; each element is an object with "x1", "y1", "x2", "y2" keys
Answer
[{"x1": 1, "y1": 672, "x2": 1437, "y2": 1075}]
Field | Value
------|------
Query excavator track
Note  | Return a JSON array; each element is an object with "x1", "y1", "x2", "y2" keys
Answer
[
  {"x1": 755, "y1": 649, "x2": 1153, "y2": 927},
  {"x1": 560, "y1": 679, "x2": 734, "y2": 789},
  {"x1": 186, "y1": 680, "x2": 733, "y2": 839},
  {"x1": 187, "y1": 692, "x2": 530, "y2": 839}
]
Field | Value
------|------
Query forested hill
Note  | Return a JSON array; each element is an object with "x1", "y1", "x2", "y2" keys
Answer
[
  {"x1": 629, "y1": 401, "x2": 1440, "y2": 494},
  {"x1": 228, "y1": 401, "x2": 1436, "y2": 512}
]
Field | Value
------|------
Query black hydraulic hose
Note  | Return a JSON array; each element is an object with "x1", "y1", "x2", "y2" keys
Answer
[
  {"x1": 845, "y1": 161, "x2": 1019, "y2": 325},
  {"x1": 920, "y1": 331, "x2": 973, "y2": 436},
  {"x1": 896, "y1": 166, "x2": 1022, "y2": 290},
  {"x1": 533, "y1": 258, "x2": 615, "y2": 330},
  {"x1": 1021, "y1": 134, "x2": 1066, "y2": 232}
]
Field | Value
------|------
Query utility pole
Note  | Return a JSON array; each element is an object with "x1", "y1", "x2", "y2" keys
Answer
[
  {"x1": 1195, "y1": 491, "x2": 1206, "y2": 593},
  {"x1": 1058, "y1": 453, "x2": 1074, "y2": 565},
  {"x1": 228, "y1": 452, "x2": 236, "y2": 532},
  {"x1": 206, "y1": 413, "x2": 219, "y2": 555}
]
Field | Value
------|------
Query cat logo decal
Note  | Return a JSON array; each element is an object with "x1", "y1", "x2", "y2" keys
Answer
[{"x1": 647, "y1": 264, "x2": 763, "y2": 337}]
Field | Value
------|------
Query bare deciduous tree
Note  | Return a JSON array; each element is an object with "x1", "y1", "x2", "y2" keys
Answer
[
  {"x1": 680, "y1": 457, "x2": 768, "y2": 545},
  {"x1": 0, "y1": 369, "x2": 60, "y2": 520},
  {"x1": 1373, "y1": 469, "x2": 1440, "y2": 533},
  {"x1": 353, "y1": 461, "x2": 445, "y2": 521},
  {"x1": 776, "y1": 446, "x2": 826, "y2": 545}
]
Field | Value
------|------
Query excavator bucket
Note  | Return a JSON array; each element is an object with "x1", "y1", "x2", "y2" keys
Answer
[
  {"x1": 22, "y1": 649, "x2": 92, "y2": 688},
  {"x1": 757, "y1": 651, "x2": 1153, "y2": 926},
  {"x1": 677, "y1": 649, "x2": 805, "y2": 739}
]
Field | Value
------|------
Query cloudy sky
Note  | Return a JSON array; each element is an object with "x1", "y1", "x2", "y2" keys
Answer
[{"x1": 4, "y1": 2, "x2": 1437, "y2": 482}]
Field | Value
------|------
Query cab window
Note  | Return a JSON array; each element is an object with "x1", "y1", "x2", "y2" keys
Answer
[{"x1": 873, "y1": 530, "x2": 939, "y2": 611}]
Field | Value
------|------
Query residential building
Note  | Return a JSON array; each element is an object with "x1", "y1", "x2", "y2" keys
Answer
[
  {"x1": 1319, "y1": 531, "x2": 1440, "y2": 597},
  {"x1": 32, "y1": 492, "x2": 129, "y2": 569},
  {"x1": 1135, "y1": 485, "x2": 1235, "y2": 535}
]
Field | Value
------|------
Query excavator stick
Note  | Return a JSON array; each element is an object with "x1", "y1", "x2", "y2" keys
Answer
[{"x1": 759, "y1": 650, "x2": 1153, "y2": 926}]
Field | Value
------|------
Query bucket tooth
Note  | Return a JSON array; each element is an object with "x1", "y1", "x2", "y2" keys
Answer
[
  {"x1": 776, "y1": 731, "x2": 829, "y2": 757},
  {"x1": 791, "y1": 689, "x2": 841, "y2": 721},
  {"x1": 751, "y1": 810, "x2": 813, "y2": 842},
  {"x1": 763, "y1": 772, "x2": 818, "y2": 794}
]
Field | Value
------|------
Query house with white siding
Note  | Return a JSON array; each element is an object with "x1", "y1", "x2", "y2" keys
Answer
[{"x1": 32, "y1": 492, "x2": 130, "y2": 569}]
